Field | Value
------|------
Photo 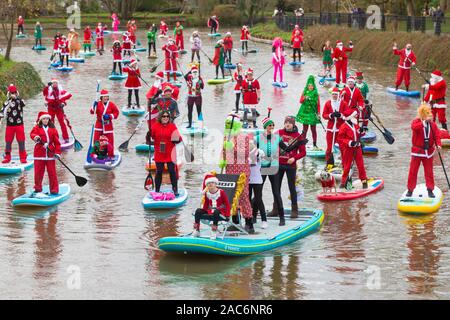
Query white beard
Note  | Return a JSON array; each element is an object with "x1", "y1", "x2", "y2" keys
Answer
[
  {"x1": 331, "y1": 99, "x2": 340, "y2": 111},
  {"x1": 154, "y1": 79, "x2": 161, "y2": 88},
  {"x1": 337, "y1": 45, "x2": 343, "y2": 50},
  {"x1": 351, "y1": 117, "x2": 358, "y2": 125}
]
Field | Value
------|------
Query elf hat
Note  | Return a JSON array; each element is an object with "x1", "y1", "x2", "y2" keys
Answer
[
  {"x1": 99, "y1": 89, "x2": 109, "y2": 97},
  {"x1": 37, "y1": 111, "x2": 51, "y2": 122},
  {"x1": 262, "y1": 117, "x2": 274, "y2": 129},
  {"x1": 355, "y1": 71, "x2": 364, "y2": 79},
  {"x1": 155, "y1": 71, "x2": 164, "y2": 79}
]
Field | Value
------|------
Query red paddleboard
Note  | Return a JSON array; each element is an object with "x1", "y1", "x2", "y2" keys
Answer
[{"x1": 317, "y1": 178, "x2": 384, "y2": 201}]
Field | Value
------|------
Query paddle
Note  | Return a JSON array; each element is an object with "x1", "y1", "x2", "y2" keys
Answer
[
  {"x1": 127, "y1": 63, "x2": 151, "y2": 88},
  {"x1": 86, "y1": 80, "x2": 101, "y2": 163},
  {"x1": 329, "y1": 118, "x2": 337, "y2": 166},
  {"x1": 64, "y1": 115, "x2": 83, "y2": 151},
  {"x1": 144, "y1": 117, "x2": 154, "y2": 191},
  {"x1": 255, "y1": 65, "x2": 274, "y2": 81},
  {"x1": 118, "y1": 115, "x2": 147, "y2": 152},
  {"x1": 367, "y1": 117, "x2": 395, "y2": 145},
  {"x1": 53, "y1": 152, "x2": 88, "y2": 187},
  {"x1": 365, "y1": 103, "x2": 393, "y2": 136},
  {"x1": 429, "y1": 122, "x2": 450, "y2": 189},
  {"x1": 279, "y1": 133, "x2": 309, "y2": 156},
  {"x1": 200, "y1": 48, "x2": 213, "y2": 63},
  {"x1": 150, "y1": 59, "x2": 164, "y2": 73},
  {"x1": 181, "y1": 139, "x2": 195, "y2": 163}
]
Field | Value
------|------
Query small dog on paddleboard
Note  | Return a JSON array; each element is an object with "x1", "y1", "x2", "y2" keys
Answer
[{"x1": 319, "y1": 171, "x2": 336, "y2": 194}]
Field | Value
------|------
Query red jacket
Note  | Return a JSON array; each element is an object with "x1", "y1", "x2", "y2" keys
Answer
[
  {"x1": 332, "y1": 46, "x2": 352, "y2": 61},
  {"x1": 337, "y1": 121, "x2": 364, "y2": 150},
  {"x1": 151, "y1": 121, "x2": 182, "y2": 163},
  {"x1": 410, "y1": 119, "x2": 441, "y2": 158},
  {"x1": 291, "y1": 34, "x2": 303, "y2": 49},
  {"x1": 424, "y1": 79, "x2": 447, "y2": 107},
  {"x1": 52, "y1": 37, "x2": 61, "y2": 50},
  {"x1": 160, "y1": 23, "x2": 168, "y2": 34},
  {"x1": 223, "y1": 36, "x2": 233, "y2": 50},
  {"x1": 122, "y1": 34, "x2": 132, "y2": 49},
  {"x1": 162, "y1": 44, "x2": 178, "y2": 59},
  {"x1": 241, "y1": 78, "x2": 260, "y2": 105},
  {"x1": 393, "y1": 48, "x2": 416, "y2": 69},
  {"x1": 123, "y1": 66, "x2": 142, "y2": 89},
  {"x1": 277, "y1": 128, "x2": 306, "y2": 167},
  {"x1": 240, "y1": 28, "x2": 249, "y2": 41},
  {"x1": 291, "y1": 28, "x2": 304, "y2": 37},
  {"x1": 112, "y1": 45, "x2": 122, "y2": 61},
  {"x1": 95, "y1": 27, "x2": 104, "y2": 39},
  {"x1": 59, "y1": 39, "x2": 69, "y2": 54},
  {"x1": 83, "y1": 28, "x2": 91, "y2": 42},
  {"x1": 322, "y1": 99, "x2": 349, "y2": 132},
  {"x1": 18, "y1": 17, "x2": 24, "y2": 26},
  {"x1": 90, "y1": 101, "x2": 120, "y2": 134},
  {"x1": 234, "y1": 71, "x2": 244, "y2": 92},
  {"x1": 43, "y1": 86, "x2": 72, "y2": 109},
  {"x1": 340, "y1": 86, "x2": 364, "y2": 108},
  {"x1": 202, "y1": 189, "x2": 230, "y2": 217},
  {"x1": 30, "y1": 125, "x2": 61, "y2": 160}
]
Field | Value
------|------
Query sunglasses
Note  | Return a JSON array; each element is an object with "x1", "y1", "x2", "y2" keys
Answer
[{"x1": 162, "y1": 115, "x2": 170, "y2": 118}]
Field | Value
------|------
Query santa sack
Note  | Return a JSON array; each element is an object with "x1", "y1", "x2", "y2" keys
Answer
[{"x1": 150, "y1": 191, "x2": 176, "y2": 201}]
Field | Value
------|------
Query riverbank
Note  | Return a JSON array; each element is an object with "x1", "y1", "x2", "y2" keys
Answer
[
  {"x1": 0, "y1": 56, "x2": 43, "y2": 100},
  {"x1": 251, "y1": 22, "x2": 450, "y2": 75}
]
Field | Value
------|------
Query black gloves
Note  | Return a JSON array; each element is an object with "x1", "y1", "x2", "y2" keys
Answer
[
  {"x1": 330, "y1": 111, "x2": 341, "y2": 119},
  {"x1": 350, "y1": 141, "x2": 361, "y2": 147}
]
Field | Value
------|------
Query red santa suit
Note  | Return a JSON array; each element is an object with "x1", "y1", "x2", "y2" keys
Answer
[
  {"x1": 52, "y1": 36, "x2": 61, "y2": 52},
  {"x1": 122, "y1": 33, "x2": 132, "y2": 52},
  {"x1": 291, "y1": 26, "x2": 304, "y2": 37},
  {"x1": 95, "y1": 25, "x2": 105, "y2": 50},
  {"x1": 424, "y1": 70, "x2": 447, "y2": 127},
  {"x1": 43, "y1": 83, "x2": 72, "y2": 141},
  {"x1": 234, "y1": 70, "x2": 244, "y2": 93},
  {"x1": 393, "y1": 45, "x2": 416, "y2": 89},
  {"x1": 30, "y1": 112, "x2": 61, "y2": 194},
  {"x1": 58, "y1": 39, "x2": 69, "y2": 56},
  {"x1": 90, "y1": 91, "x2": 120, "y2": 157},
  {"x1": 291, "y1": 33, "x2": 303, "y2": 49},
  {"x1": 128, "y1": 23, "x2": 137, "y2": 46},
  {"x1": 332, "y1": 41, "x2": 353, "y2": 85},
  {"x1": 112, "y1": 44, "x2": 122, "y2": 62},
  {"x1": 337, "y1": 110, "x2": 368, "y2": 186},
  {"x1": 83, "y1": 28, "x2": 91, "y2": 45},
  {"x1": 408, "y1": 118, "x2": 441, "y2": 191},
  {"x1": 241, "y1": 77, "x2": 260, "y2": 108},
  {"x1": 240, "y1": 27, "x2": 249, "y2": 41},
  {"x1": 202, "y1": 188, "x2": 230, "y2": 217},
  {"x1": 223, "y1": 35, "x2": 233, "y2": 51},
  {"x1": 162, "y1": 41, "x2": 179, "y2": 76},
  {"x1": 174, "y1": 25, "x2": 184, "y2": 50},
  {"x1": 160, "y1": 22, "x2": 168, "y2": 36},
  {"x1": 322, "y1": 89, "x2": 349, "y2": 164},
  {"x1": 123, "y1": 65, "x2": 141, "y2": 89},
  {"x1": 340, "y1": 81, "x2": 367, "y2": 127}
]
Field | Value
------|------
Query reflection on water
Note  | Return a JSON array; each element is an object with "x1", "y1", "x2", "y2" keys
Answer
[{"x1": 0, "y1": 29, "x2": 449, "y2": 299}]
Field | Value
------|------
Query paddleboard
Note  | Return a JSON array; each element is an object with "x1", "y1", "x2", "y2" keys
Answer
[
  {"x1": 180, "y1": 121, "x2": 208, "y2": 136},
  {"x1": 158, "y1": 34, "x2": 168, "y2": 39},
  {"x1": 142, "y1": 187, "x2": 188, "y2": 209},
  {"x1": 0, "y1": 156, "x2": 34, "y2": 175},
  {"x1": 80, "y1": 51, "x2": 96, "y2": 57},
  {"x1": 234, "y1": 48, "x2": 259, "y2": 54},
  {"x1": 16, "y1": 34, "x2": 28, "y2": 39},
  {"x1": 68, "y1": 57, "x2": 85, "y2": 63},
  {"x1": 12, "y1": 184, "x2": 71, "y2": 207},
  {"x1": 32, "y1": 46, "x2": 47, "y2": 51},
  {"x1": 148, "y1": 54, "x2": 158, "y2": 59},
  {"x1": 158, "y1": 208, "x2": 324, "y2": 256},
  {"x1": 61, "y1": 137, "x2": 75, "y2": 150},
  {"x1": 272, "y1": 81, "x2": 288, "y2": 88},
  {"x1": 84, "y1": 151, "x2": 122, "y2": 171},
  {"x1": 108, "y1": 73, "x2": 127, "y2": 81},
  {"x1": 289, "y1": 61, "x2": 305, "y2": 66},
  {"x1": 387, "y1": 87, "x2": 420, "y2": 98},
  {"x1": 121, "y1": 106, "x2": 146, "y2": 117},
  {"x1": 134, "y1": 47, "x2": 147, "y2": 52},
  {"x1": 241, "y1": 127, "x2": 264, "y2": 135},
  {"x1": 362, "y1": 146, "x2": 379, "y2": 155},
  {"x1": 224, "y1": 63, "x2": 237, "y2": 69},
  {"x1": 208, "y1": 33, "x2": 221, "y2": 37},
  {"x1": 317, "y1": 75, "x2": 336, "y2": 81},
  {"x1": 317, "y1": 178, "x2": 384, "y2": 201},
  {"x1": 207, "y1": 77, "x2": 232, "y2": 85},
  {"x1": 398, "y1": 184, "x2": 443, "y2": 214},
  {"x1": 360, "y1": 130, "x2": 377, "y2": 143},
  {"x1": 179, "y1": 49, "x2": 187, "y2": 54},
  {"x1": 135, "y1": 144, "x2": 154, "y2": 153},
  {"x1": 306, "y1": 147, "x2": 326, "y2": 159},
  {"x1": 55, "y1": 66, "x2": 74, "y2": 72},
  {"x1": 165, "y1": 71, "x2": 182, "y2": 77},
  {"x1": 169, "y1": 80, "x2": 182, "y2": 88},
  {"x1": 122, "y1": 59, "x2": 131, "y2": 64},
  {"x1": 50, "y1": 61, "x2": 62, "y2": 68},
  {"x1": 314, "y1": 165, "x2": 353, "y2": 183}
]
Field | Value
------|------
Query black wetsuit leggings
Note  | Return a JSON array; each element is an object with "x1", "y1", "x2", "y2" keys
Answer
[
  {"x1": 148, "y1": 42, "x2": 156, "y2": 54},
  {"x1": 210, "y1": 26, "x2": 217, "y2": 34},
  {"x1": 293, "y1": 48, "x2": 301, "y2": 61},
  {"x1": 18, "y1": 25, "x2": 24, "y2": 34},
  {"x1": 35, "y1": 38, "x2": 42, "y2": 47},
  {"x1": 216, "y1": 64, "x2": 224, "y2": 78},
  {"x1": 249, "y1": 184, "x2": 266, "y2": 222},
  {"x1": 60, "y1": 54, "x2": 69, "y2": 67},
  {"x1": 113, "y1": 62, "x2": 122, "y2": 74},
  {"x1": 262, "y1": 174, "x2": 284, "y2": 217},
  {"x1": 195, "y1": 209, "x2": 228, "y2": 226},
  {"x1": 242, "y1": 41, "x2": 248, "y2": 51},
  {"x1": 278, "y1": 164, "x2": 297, "y2": 206},
  {"x1": 187, "y1": 96, "x2": 202, "y2": 126},
  {"x1": 128, "y1": 89, "x2": 140, "y2": 107},
  {"x1": 191, "y1": 50, "x2": 201, "y2": 63},
  {"x1": 155, "y1": 162, "x2": 178, "y2": 193},
  {"x1": 225, "y1": 49, "x2": 232, "y2": 63},
  {"x1": 235, "y1": 92, "x2": 241, "y2": 111}
]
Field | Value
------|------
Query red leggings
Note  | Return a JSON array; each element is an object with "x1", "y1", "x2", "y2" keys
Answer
[
  {"x1": 395, "y1": 68, "x2": 411, "y2": 88},
  {"x1": 93, "y1": 131, "x2": 115, "y2": 157},
  {"x1": 48, "y1": 108, "x2": 69, "y2": 141},
  {"x1": 4, "y1": 125, "x2": 26, "y2": 152},
  {"x1": 34, "y1": 160, "x2": 59, "y2": 194},
  {"x1": 407, "y1": 156, "x2": 434, "y2": 191},
  {"x1": 432, "y1": 108, "x2": 447, "y2": 125},
  {"x1": 341, "y1": 147, "x2": 367, "y2": 184},
  {"x1": 335, "y1": 60, "x2": 348, "y2": 85},
  {"x1": 302, "y1": 124, "x2": 317, "y2": 145},
  {"x1": 325, "y1": 131, "x2": 337, "y2": 163},
  {"x1": 96, "y1": 38, "x2": 104, "y2": 50}
]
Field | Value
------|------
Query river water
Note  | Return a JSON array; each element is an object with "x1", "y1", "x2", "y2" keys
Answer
[{"x1": 0, "y1": 29, "x2": 449, "y2": 300}]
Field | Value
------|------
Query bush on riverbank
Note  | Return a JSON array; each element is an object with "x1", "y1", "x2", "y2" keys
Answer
[
  {"x1": 251, "y1": 22, "x2": 450, "y2": 75},
  {"x1": 0, "y1": 56, "x2": 43, "y2": 101}
]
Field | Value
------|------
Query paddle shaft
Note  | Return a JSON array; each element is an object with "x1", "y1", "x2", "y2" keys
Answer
[
  {"x1": 255, "y1": 65, "x2": 273, "y2": 81},
  {"x1": 150, "y1": 58, "x2": 165, "y2": 72},
  {"x1": 200, "y1": 48, "x2": 213, "y2": 63},
  {"x1": 368, "y1": 118, "x2": 395, "y2": 144},
  {"x1": 87, "y1": 81, "x2": 101, "y2": 162},
  {"x1": 429, "y1": 123, "x2": 450, "y2": 189},
  {"x1": 127, "y1": 64, "x2": 151, "y2": 88}
]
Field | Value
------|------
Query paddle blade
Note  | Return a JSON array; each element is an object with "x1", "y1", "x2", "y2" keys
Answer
[
  {"x1": 76, "y1": 176, "x2": 88, "y2": 187},
  {"x1": 150, "y1": 66, "x2": 157, "y2": 73},
  {"x1": 383, "y1": 131, "x2": 395, "y2": 145},
  {"x1": 74, "y1": 139, "x2": 83, "y2": 151},
  {"x1": 184, "y1": 144, "x2": 194, "y2": 163},
  {"x1": 198, "y1": 113, "x2": 204, "y2": 121},
  {"x1": 118, "y1": 140, "x2": 129, "y2": 152},
  {"x1": 144, "y1": 173, "x2": 154, "y2": 191}
]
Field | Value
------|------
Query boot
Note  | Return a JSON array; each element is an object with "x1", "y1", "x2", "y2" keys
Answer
[
  {"x1": 405, "y1": 86, "x2": 409, "y2": 92},
  {"x1": 2, "y1": 152, "x2": 11, "y2": 164},
  {"x1": 362, "y1": 179, "x2": 368, "y2": 189},
  {"x1": 19, "y1": 151, "x2": 27, "y2": 164},
  {"x1": 279, "y1": 211, "x2": 285, "y2": 226},
  {"x1": 290, "y1": 203, "x2": 299, "y2": 218},
  {"x1": 406, "y1": 190, "x2": 413, "y2": 197},
  {"x1": 442, "y1": 123, "x2": 448, "y2": 130},
  {"x1": 192, "y1": 223, "x2": 200, "y2": 237},
  {"x1": 395, "y1": 85, "x2": 399, "y2": 91},
  {"x1": 245, "y1": 218, "x2": 255, "y2": 234},
  {"x1": 427, "y1": 188, "x2": 435, "y2": 198},
  {"x1": 267, "y1": 203, "x2": 278, "y2": 217},
  {"x1": 252, "y1": 121, "x2": 258, "y2": 128}
]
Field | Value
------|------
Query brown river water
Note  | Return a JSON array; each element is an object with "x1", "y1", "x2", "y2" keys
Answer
[{"x1": 0, "y1": 29, "x2": 449, "y2": 299}]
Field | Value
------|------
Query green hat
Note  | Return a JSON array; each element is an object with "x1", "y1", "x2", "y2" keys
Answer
[{"x1": 262, "y1": 117, "x2": 274, "y2": 129}]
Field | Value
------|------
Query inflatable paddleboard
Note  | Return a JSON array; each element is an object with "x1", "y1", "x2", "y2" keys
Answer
[
  {"x1": 108, "y1": 73, "x2": 127, "y2": 81},
  {"x1": 12, "y1": 184, "x2": 71, "y2": 207},
  {"x1": 169, "y1": 80, "x2": 182, "y2": 88},
  {"x1": 61, "y1": 137, "x2": 75, "y2": 150},
  {"x1": 362, "y1": 146, "x2": 379, "y2": 155},
  {"x1": 289, "y1": 61, "x2": 305, "y2": 66},
  {"x1": 398, "y1": 184, "x2": 443, "y2": 214},
  {"x1": 68, "y1": 57, "x2": 85, "y2": 63},
  {"x1": 16, "y1": 34, "x2": 28, "y2": 39},
  {"x1": 165, "y1": 71, "x2": 182, "y2": 77},
  {"x1": 306, "y1": 147, "x2": 326, "y2": 159},
  {"x1": 207, "y1": 77, "x2": 232, "y2": 85},
  {"x1": 387, "y1": 87, "x2": 420, "y2": 98},
  {"x1": 208, "y1": 33, "x2": 221, "y2": 37},
  {"x1": 317, "y1": 178, "x2": 384, "y2": 201},
  {"x1": 360, "y1": 130, "x2": 377, "y2": 143},
  {"x1": 272, "y1": 81, "x2": 288, "y2": 88},
  {"x1": 234, "y1": 48, "x2": 259, "y2": 54},
  {"x1": 241, "y1": 127, "x2": 264, "y2": 135},
  {"x1": 80, "y1": 51, "x2": 95, "y2": 57},
  {"x1": 121, "y1": 106, "x2": 146, "y2": 117},
  {"x1": 55, "y1": 66, "x2": 74, "y2": 72},
  {"x1": 158, "y1": 34, "x2": 168, "y2": 39},
  {"x1": 179, "y1": 49, "x2": 187, "y2": 54},
  {"x1": 0, "y1": 156, "x2": 34, "y2": 175},
  {"x1": 135, "y1": 144, "x2": 154, "y2": 153},
  {"x1": 180, "y1": 121, "x2": 208, "y2": 136},
  {"x1": 148, "y1": 54, "x2": 158, "y2": 59},
  {"x1": 122, "y1": 59, "x2": 131, "y2": 64},
  {"x1": 32, "y1": 45, "x2": 47, "y2": 51},
  {"x1": 142, "y1": 187, "x2": 188, "y2": 209},
  {"x1": 158, "y1": 208, "x2": 324, "y2": 256},
  {"x1": 50, "y1": 61, "x2": 62, "y2": 68},
  {"x1": 134, "y1": 47, "x2": 147, "y2": 52},
  {"x1": 317, "y1": 75, "x2": 336, "y2": 81},
  {"x1": 224, "y1": 63, "x2": 236, "y2": 69},
  {"x1": 84, "y1": 152, "x2": 122, "y2": 171},
  {"x1": 314, "y1": 165, "x2": 353, "y2": 183}
]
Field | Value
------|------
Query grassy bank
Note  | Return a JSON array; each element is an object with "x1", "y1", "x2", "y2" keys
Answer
[
  {"x1": 251, "y1": 22, "x2": 450, "y2": 75},
  {"x1": 0, "y1": 56, "x2": 44, "y2": 101}
]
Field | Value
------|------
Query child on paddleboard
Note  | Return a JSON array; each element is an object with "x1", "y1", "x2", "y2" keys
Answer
[{"x1": 91, "y1": 135, "x2": 114, "y2": 162}]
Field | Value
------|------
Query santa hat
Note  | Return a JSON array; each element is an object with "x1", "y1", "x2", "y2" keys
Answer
[
  {"x1": 113, "y1": 39, "x2": 120, "y2": 44},
  {"x1": 129, "y1": 59, "x2": 138, "y2": 66},
  {"x1": 190, "y1": 65, "x2": 199, "y2": 72},
  {"x1": 163, "y1": 85, "x2": 173, "y2": 93},
  {"x1": 431, "y1": 70, "x2": 442, "y2": 77},
  {"x1": 37, "y1": 111, "x2": 51, "y2": 122},
  {"x1": 226, "y1": 31, "x2": 231, "y2": 36},
  {"x1": 51, "y1": 78, "x2": 59, "y2": 83},
  {"x1": 344, "y1": 108, "x2": 358, "y2": 120},
  {"x1": 8, "y1": 84, "x2": 17, "y2": 94},
  {"x1": 155, "y1": 71, "x2": 164, "y2": 79},
  {"x1": 295, "y1": 24, "x2": 299, "y2": 28},
  {"x1": 62, "y1": 35, "x2": 67, "y2": 38},
  {"x1": 331, "y1": 87, "x2": 340, "y2": 95},
  {"x1": 355, "y1": 71, "x2": 364, "y2": 79},
  {"x1": 262, "y1": 117, "x2": 274, "y2": 129},
  {"x1": 168, "y1": 37, "x2": 175, "y2": 43},
  {"x1": 347, "y1": 77, "x2": 356, "y2": 83},
  {"x1": 246, "y1": 68, "x2": 254, "y2": 74},
  {"x1": 202, "y1": 172, "x2": 217, "y2": 192},
  {"x1": 336, "y1": 40, "x2": 343, "y2": 46},
  {"x1": 99, "y1": 135, "x2": 109, "y2": 142},
  {"x1": 217, "y1": 39, "x2": 224, "y2": 44},
  {"x1": 99, "y1": 89, "x2": 109, "y2": 97}
]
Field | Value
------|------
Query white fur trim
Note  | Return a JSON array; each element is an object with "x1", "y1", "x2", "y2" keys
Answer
[{"x1": 432, "y1": 103, "x2": 447, "y2": 109}]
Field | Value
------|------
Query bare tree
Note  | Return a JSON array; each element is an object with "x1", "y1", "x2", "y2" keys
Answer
[{"x1": 0, "y1": 1, "x2": 19, "y2": 61}]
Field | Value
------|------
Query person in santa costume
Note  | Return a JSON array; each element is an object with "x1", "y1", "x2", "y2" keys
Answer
[
  {"x1": 43, "y1": 79, "x2": 73, "y2": 143},
  {"x1": 291, "y1": 24, "x2": 304, "y2": 38},
  {"x1": 111, "y1": 13, "x2": 120, "y2": 32},
  {"x1": 233, "y1": 63, "x2": 245, "y2": 112},
  {"x1": 291, "y1": 29, "x2": 303, "y2": 63},
  {"x1": 90, "y1": 89, "x2": 119, "y2": 158},
  {"x1": 30, "y1": 111, "x2": 61, "y2": 195},
  {"x1": 162, "y1": 38, "x2": 179, "y2": 82},
  {"x1": 322, "y1": 87, "x2": 349, "y2": 168},
  {"x1": 337, "y1": 109, "x2": 368, "y2": 190},
  {"x1": 296, "y1": 75, "x2": 321, "y2": 150},
  {"x1": 127, "y1": 20, "x2": 137, "y2": 48},
  {"x1": 58, "y1": 35, "x2": 70, "y2": 67},
  {"x1": 151, "y1": 110, "x2": 182, "y2": 196},
  {"x1": 193, "y1": 174, "x2": 230, "y2": 240},
  {"x1": 207, "y1": 16, "x2": 220, "y2": 34},
  {"x1": 0, "y1": 85, "x2": 27, "y2": 163},
  {"x1": 17, "y1": 16, "x2": 25, "y2": 35},
  {"x1": 321, "y1": 40, "x2": 333, "y2": 77},
  {"x1": 122, "y1": 31, "x2": 133, "y2": 57},
  {"x1": 332, "y1": 40, "x2": 353, "y2": 86},
  {"x1": 241, "y1": 68, "x2": 261, "y2": 128},
  {"x1": 240, "y1": 25, "x2": 250, "y2": 52},
  {"x1": 123, "y1": 59, "x2": 142, "y2": 109},
  {"x1": 190, "y1": 31, "x2": 202, "y2": 63},
  {"x1": 50, "y1": 32, "x2": 62, "y2": 63},
  {"x1": 223, "y1": 32, "x2": 233, "y2": 64},
  {"x1": 83, "y1": 26, "x2": 92, "y2": 53},
  {"x1": 340, "y1": 76, "x2": 367, "y2": 130},
  {"x1": 212, "y1": 39, "x2": 226, "y2": 79},
  {"x1": 95, "y1": 23, "x2": 105, "y2": 52},
  {"x1": 173, "y1": 21, "x2": 184, "y2": 51},
  {"x1": 272, "y1": 37, "x2": 286, "y2": 83},
  {"x1": 159, "y1": 20, "x2": 168, "y2": 36},
  {"x1": 219, "y1": 113, "x2": 254, "y2": 233},
  {"x1": 423, "y1": 70, "x2": 447, "y2": 130},
  {"x1": 355, "y1": 71, "x2": 369, "y2": 100},
  {"x1": 90, "y1": 135, "x2": 114, "y2": 161},
  {"x1": 406, "y1": 104, "x2": 442, "y2": 198},
  {"x1": 184, "y1": 65, "x2": 204, "y2": 128},
  {"x1": 111, "y1": 40, "x2": 123, "y2": 75},
  {"x1": 393, "y1": 42, "x2": 416, "y2": 91}
]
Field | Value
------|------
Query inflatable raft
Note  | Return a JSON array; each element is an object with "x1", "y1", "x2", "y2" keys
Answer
[
  {"x1": 158, "y1": 208, "x2": 324, "y2": 256},
  {"x1": 121, "y1": 106, "x2": 146, "y2": 117},
  {"x1": 12, "y1": 184, "x2": 71, "y2": 207},
  {"x1": 317, "y1": 178, "x2": 384, "y2": 201},
  {"x1": 398, "y1": 184, "x2": 444, "y2": 214},
  {"x1": 387, "y1": 87, "x2": 420, "y2": 98},
  {"x1": 84, "y1": 152, "x2": 122, "y2": 171},
  {"x1": 142, "y1": 188, "x2": 188, "y2": 209},
  {"x1": 0, "y1": 156, "x2": 34, "y2": 175}
]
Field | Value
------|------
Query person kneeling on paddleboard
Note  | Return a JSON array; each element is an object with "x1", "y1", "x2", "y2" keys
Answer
[
  {"x1": 0, "y1": 85, "x2": 28, "y2": 164},
  {"x1": 30, "y1": 112, "x2": 61, "y2": 195},
  {"x1": 193, "y1": 174, "x2": 231, "y2": 240},
  {"x1": 406, "y1": 104, "x2": 442, "y2": 198},
  {"x1": 337, "y1": 109, "x2": 368, "y2": 190},
  {"x1": 151, "y1": 110, "x2": 182, "y2": 197},
  {"x1": 91, "y1": 135, "x2": 114, "y2": 162}
]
